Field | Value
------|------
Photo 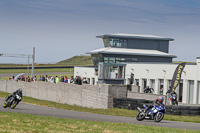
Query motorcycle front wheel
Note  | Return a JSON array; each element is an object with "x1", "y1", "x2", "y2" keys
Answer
[
  {"x1": 3, "y1": 97, "x2": 11, "y2": 108},
  {"x1": 154, "y1": 112, "x2": 164, "y2": 122},
  {"x1": 136, "y1": 112, "x2": 145, "y2": 121},
  {"x1": 3, "y1": 100, "x2": 9, "y2": 108},
  {"x1": 11, "y1": 100, "x2": 19, "y2": 109}
]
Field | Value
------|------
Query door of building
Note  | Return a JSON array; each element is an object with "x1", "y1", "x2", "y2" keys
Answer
[
  {"x1": 178, "y1": 83, "x2": 183, "y2": 102},
  {"x1": 189, "y1": 80, "x2": 194, "y2": 104}
]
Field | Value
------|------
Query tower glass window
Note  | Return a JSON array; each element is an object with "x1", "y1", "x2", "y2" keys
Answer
[{"x1": 108, "y1": 38, "x2": 127, "y2": 48}]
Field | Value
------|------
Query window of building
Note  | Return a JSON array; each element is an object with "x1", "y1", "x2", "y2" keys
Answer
[
  {"x1": 159, "y1": 79, "x2": 164, "y2": 95},
  {"x1": 150, "y1": 79, "x2": 155, "y2": 90},
  {"x1": 98, "y1": 63, "x2": 126, "y2": 80},
  {"x1": 135, "y1": 79, "x2": 139, "y2": 86},
  {"x1": 98, "y1": 63, "x2": 103, "y2": 79},
  {"x1": 105, "y1": 57, "x2": 137, "y2": 63},
  {"x1": 103, "y1": 38, "x2": 110, "y2": 47},
  {"x1": 109, "y1": 38, "x2": 127, "y2": 48},
  {"x1": 103, "y1": 65, "x2": 110, "y2": 78},
  {"x1": 104, "y1": 57, "x2": 115, "y2": 63},
  {"x1": 189, "y1": 80, "x2": 194, "y2": 104},
  {"x1": 110, "y1": 65, "x2": 118, "y2": 79}
]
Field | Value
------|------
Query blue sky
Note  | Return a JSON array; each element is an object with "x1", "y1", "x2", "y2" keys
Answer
[{"x1": 0, "y1": 0, "x2": 200, "y2": 63}]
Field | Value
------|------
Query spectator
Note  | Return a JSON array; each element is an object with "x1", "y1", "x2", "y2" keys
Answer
[
  {"x1": 64, "y1": 76, "x2": 68, "y2": 83},
  {"x1": 12, "y1": 74, "x2": 15, "y2": 79},
  {"x1": 60, "y1": 75, "x2": 64, "y2": 82},
  {"x1": 39, "y1": 76, "x2": 42, "y2": 81},
  {"x1": 50, "y1": 76, "x2": 55, "y2": 83},
  {"x1": 82, "y1": 77, "x2": 87, "y2": 84},
  {"x1": 21, "y1": 75, "x2": 25, "y2": 81},
  {"x1": 33, "y1": 75, "x2": 37, "y2": 82},
  {"x1": 45, "y1": 75, "x2": 48, "y2": 82},
  {"x1": 26, "y1": 76, "x2": 30, "y2": 82},
  {"x1": 74, "y1": 76, "x2": 78, "y2": 84},
  {"x1": 70, "y1": 76, "x2": 74, "y2": 84},
  {"x1": 55, "y1": 76, "x2": 60, "y2": 84},
  {"x1": 77, "y1": 76, "x2": 82, "y2": 85},
  {"x1": 42, "y1": 76, "x2": 45, "y2": 82}
]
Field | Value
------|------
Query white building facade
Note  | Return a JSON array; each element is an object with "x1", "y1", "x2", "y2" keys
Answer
[{"x1": 75, "y1": 58, "x2": 200, "y2": 104}]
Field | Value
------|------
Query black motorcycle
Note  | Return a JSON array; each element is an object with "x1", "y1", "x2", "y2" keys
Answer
[
  {"x1": 144, "y1": 87, "x2": 154, "y2": 93},
  {"x1": 171, "y1": 92, "x2": 178, "y2": 105},
  {"x1": 3, "y1": 92, "x2": 22, "y2": 109}
]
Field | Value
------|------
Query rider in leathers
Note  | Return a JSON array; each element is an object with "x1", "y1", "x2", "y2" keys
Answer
[
  {"x1": 6, "y1": 88, "x2": 23, "y2": 101},
  {"x1": 144, "y1": 96, "x2": 164, "y2": 116}
]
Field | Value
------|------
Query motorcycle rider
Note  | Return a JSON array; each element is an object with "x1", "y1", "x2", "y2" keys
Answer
[
  {"x1": 6, "y1": 88, "x2": 23, "y2": 101},
  {"x1": 144, "y1": 96, "x2": 164, "y2": 114},
  {"x1": 171, "y1": 90, "x2": 178, "y2": 104}
]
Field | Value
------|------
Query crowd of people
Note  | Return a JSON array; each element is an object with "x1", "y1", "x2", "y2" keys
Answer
[{"x1": 12, "y1": 74, "x2": 88, "y2": 85}]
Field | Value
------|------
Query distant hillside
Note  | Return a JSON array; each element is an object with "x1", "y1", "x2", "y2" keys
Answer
[{"x1": 57, "y1": 56, "x2": 93, "y2": 66}]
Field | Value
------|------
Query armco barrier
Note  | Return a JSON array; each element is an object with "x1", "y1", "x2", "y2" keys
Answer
[{"x1": 0, "y1": 80, "x2": 127, "y2": 109}]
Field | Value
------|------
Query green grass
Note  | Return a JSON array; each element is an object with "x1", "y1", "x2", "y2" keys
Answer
[
  {"x1": 0, "y1": 91, "x2": 200, "y2": 124},
  {"x1": 0, "y1": 68, "x2": 74, "y2": 74},
  {"x1": 57, "y1": 56, "x2": 93, "y2": 66},
  {"x1": 0, "y1": 112, "x2": 198, "y2": 133}
]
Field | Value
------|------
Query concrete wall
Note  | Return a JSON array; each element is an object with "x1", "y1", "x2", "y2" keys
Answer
[
  {"x1": 108, "y1": 85, "x2": 127, "y2": 108},
  {"x1": 0, "y1": 80, "x2": 127, "y2": 109}
]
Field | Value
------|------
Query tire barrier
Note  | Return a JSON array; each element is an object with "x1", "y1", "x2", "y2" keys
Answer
[
  {"x1": 165, "y1": 105, "x2": 200, "y2": 116},
  {"x1": 113, "y1": 98, "x2": 200, "y2": 116},
  {"x1": 113, "y1": 98, "x2": 153, "y2": 110}
]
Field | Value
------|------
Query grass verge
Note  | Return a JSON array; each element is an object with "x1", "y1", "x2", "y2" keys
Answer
[
  {"x1": 0, "y1": 112, "x2": 199, "y2": 133},
  {"x1": 0, "y1": 68, "x2": 74, "y2": 74},
  {"x1": 0, "y1": 91, "x2": 200, "y2": 123}
]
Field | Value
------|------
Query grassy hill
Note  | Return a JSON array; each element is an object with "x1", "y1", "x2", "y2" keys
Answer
[{"x1": 57, "y1": 55, "x2": 93, "y2": 66}]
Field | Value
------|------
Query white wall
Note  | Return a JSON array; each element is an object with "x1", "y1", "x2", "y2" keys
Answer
[{"x1": 74, "y1": 66, "x2": 98, "y2": 85}]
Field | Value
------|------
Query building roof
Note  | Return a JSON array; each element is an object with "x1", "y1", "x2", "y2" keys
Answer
[
  {"x1": 96, "y1": 33, "x2": 174, "y2": 41},
  {"x1": 87, "y1": 47, "x2": 177, "y2": 58}
]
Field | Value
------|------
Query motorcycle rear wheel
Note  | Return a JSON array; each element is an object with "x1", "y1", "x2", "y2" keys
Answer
[
  {"x1": 136, "y1": 112, "x2": 145, "y2": 121},
  {"x1": 11, "y1": 100, "x2": 19, "y2": 109},
  {"x1": 154, "y1": 112, "x2": 164, "y2": 122}
]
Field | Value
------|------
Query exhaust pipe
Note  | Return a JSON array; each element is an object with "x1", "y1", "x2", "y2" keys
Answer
[{"x1": 137, "y1": 107, "x2": 142, "y2": 112}]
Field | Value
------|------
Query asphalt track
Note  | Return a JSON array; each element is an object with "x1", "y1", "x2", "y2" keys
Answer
[{"x1": 0, "y1": 98, "x2": 199, "y2": 130}]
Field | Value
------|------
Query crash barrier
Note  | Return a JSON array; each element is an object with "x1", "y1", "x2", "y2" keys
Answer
[
  {"x1": 113, "y1": 98, "x2": 153, "y2": 110},
  {"x1": 0, "y1": 80, "x2": 127, "y2": 109},
  {"x1": 165, "y1": 105, "x2": 200, "y2": 116},
  {"x1": 113, "y1": 98, "x2": 200, "y2": 116}
]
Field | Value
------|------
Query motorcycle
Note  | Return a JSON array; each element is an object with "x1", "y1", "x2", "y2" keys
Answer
[
  {"x1": 136, "y1": 104, "x2": 166, "y2": 122},
  {"x1": 3, "y1": 92, "x2": 22, "y2": 109},
  {"x1": 144, "y1": 87, "x2": 154, "y2": 93},
  {"x1": 171, "y1": 93, "x2": 178, "y2": 105}
]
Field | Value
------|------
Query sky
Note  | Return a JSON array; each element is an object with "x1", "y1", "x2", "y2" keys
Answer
[{"x1": 0, "y1": 0, "x2": 200, "y2": 64}]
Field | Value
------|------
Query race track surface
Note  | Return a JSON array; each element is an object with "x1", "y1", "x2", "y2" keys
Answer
[{"x1": 0, "y1": 98, "x2": 199, "y2": 130}]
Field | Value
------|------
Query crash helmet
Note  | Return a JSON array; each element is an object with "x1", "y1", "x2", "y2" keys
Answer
[
  {"x1": 158, "y1": 96, "x2": 164, "y2": 103},
  {"x1": 18, "y1": 88, "x2": 22, "y2": 93}
]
